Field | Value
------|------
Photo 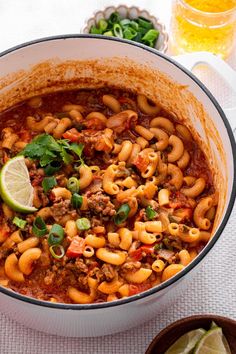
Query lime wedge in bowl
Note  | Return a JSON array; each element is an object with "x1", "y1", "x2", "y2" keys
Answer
[
  {"x1": 194, "y1": 327, "x2": 231, "y2": 354},
  {"x1": 165, "y1": 328, "x2": 206, "y2": 354},
  {"x1": 0, "y1": 156, "x2": 37, "y2": 213}
]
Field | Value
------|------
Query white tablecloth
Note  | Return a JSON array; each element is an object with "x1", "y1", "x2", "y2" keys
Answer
[{"x1": 0, "y1": 1, "x2": 235, "y2": 353}]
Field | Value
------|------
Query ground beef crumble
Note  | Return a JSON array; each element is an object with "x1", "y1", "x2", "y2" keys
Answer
[
  {"x1": 101, "y1": 263, "x2": 116, "y2": 281},
  {"x1": 87, "y1": 191, "x2": 116, "y2": 216}
]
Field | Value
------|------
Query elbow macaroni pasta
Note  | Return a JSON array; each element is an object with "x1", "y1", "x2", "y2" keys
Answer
[{"x1": 0, "y1": 88, "x2": 217, "y2": 304}]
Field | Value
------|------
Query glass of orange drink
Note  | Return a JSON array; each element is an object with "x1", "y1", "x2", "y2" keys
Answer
[{"x1": 170, "y1": 0, "x2": 236, "y2": 59}]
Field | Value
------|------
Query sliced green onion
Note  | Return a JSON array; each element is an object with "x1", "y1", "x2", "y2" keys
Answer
[
  {"x1": 67, "y1": 177, "x2": 80, "y2": 193},
  {"x1": 137, "y1": 16, "x2": 153, "y2": 29},
  {"x1": 114, "y1": 204, "x2": 130, "y2": 225},
  {"x1": 32, "y1": 216, "x2": 48, "y2": 237},
  {"x1": 49, "y1": 245, "x2": 65, "y2": 259},
  {"x1": 123, "y1": 27, "x2": 137, "y2": 40},
  {"x1": 48, "y1": 224, "x2": 64, "y2": 245},
  {"x1": 71, "y1": 193, "x2": 83, "y2": 209},
  {"x1": 120, "y1": 19, "x2": 131, "y2": 26},
  {"x1": 138, "y1": 26, "x2": 148, "y2": 36},
  {"x1": 89, "y1": 13, "x2": 158, "y2": 49},
  {"x1": 129, "y1": 20, "x2": 139, "y2": 31},
  {"x1": 90, "y1": 25, "x2": 102, "y2": 34},
  {"x1": 98, "y1": 19, "x2": 108, "y2": 32},
  {"x1": 142, "y1": 29, "x2": 159, "y2": 47},
  {"x1": 133, "y1": 32, "x2": 143, "y2": 43},
  {"x1": 109, "y1": 12, "x2": 121, "y2": 25},
  {"x1": 44, "y1": 161, "x2": 62, "y2": 176},
  {"x1": 103, "y1": 30, "x2": 113, "y2": 37},
  {"x1": 76, "y1": 218, "x2": 91, "y2": 231},
  {"x1": 113, "y1": 23, "x2": 123, "y2": 38},
  {"x1": 42, "y1": 176, "x2": 57, "y2": 193},
  {"x1": 13, "y1": 216, "x2": 27, "y2": 229},
  {"x1": 146, "y1": 206, "x2": 157, "y2": 220}
]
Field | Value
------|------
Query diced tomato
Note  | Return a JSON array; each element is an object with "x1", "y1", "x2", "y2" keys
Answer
[
  {"x1": 130, "y1": 245, "x2": 155, "y2": 261},
  {"x1": 62, "y1": 128, "x2": 80, "y2": 142},
  {"x1": 19, "y1": 129, "x2": 31, "y2": 143},
  {"x1": 169, "y1": 191, "x2": 193, "y2": 209},
  {"x1": 129, "y1": 283, "x2": 151, "y2": 296},
  {"x1": 0, "y1": 224, "x2": 10, "y2": 242},
  {"x1": 173, "y1": 208, "x2": 193, "y2": 221},
  {"x1": 133, "y1": 155, "x2": 149, "y2": 172},
  {"x1": 85, "y1": 118, "x2": 106, "y2": 130},
  {"x1": 66, "y1": 236, "x2": 85, "y2": 258},
  {"x1": 169, "y1": 201, "x2": 182, "y2": 209}
]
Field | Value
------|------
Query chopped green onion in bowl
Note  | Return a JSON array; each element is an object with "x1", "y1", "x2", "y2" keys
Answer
[{"x1": 89, "y1": 12, "x2": 159, "y2": 48}]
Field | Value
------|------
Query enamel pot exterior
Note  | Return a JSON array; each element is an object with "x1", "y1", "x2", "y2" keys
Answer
[{"x1": 0, "y1": 36, "x2": 235, "y2": 337}]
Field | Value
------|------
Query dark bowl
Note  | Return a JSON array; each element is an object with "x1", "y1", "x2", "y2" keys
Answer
[{"x1": 145, "y1": 315, "x2": 236, "y2": 354}]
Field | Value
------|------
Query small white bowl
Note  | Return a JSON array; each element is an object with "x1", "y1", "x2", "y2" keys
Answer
[{"x1": 81, "y1": 5, "x2": 169, "y2": 53}]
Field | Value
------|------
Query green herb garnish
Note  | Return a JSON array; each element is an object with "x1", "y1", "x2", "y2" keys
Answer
[
  {"x1": 70, "y1": 143, "x2": 84, "y2": 165},
  {"x1": 42, "y1": 176, "x2": 57, "y2": 193},
  {"x1": 76, "y1": 218, "x2": 91, "y2": 231},
  {"x1": 48, "y1": 224, "x2": 64, "y2": 246},
  {"x1": 89, "y1": 12, "x2": 159, "y2": 48},
  {"x1": 67, "y1": 177, "x2": 80, "y2": 193},
  {"x1": 22, "y1": 134, "x2": 84, "y2": 168},
  {"x1": 71, "y1": 193, "x2": 83, "y2": 209},
  {"x1": 146, "y1": 206, "x2": 157, "y2": 220},
  {"x1": 44, "y1": 161, "x2": 62, "y2": 176},
  {"x1": 13, "y1": 216, "x2": 27, "y2": 229},
  {"x1": 49, "y1": 245, "x2": 65, "y2": 259},
  {"x1": 32, "y1": 216, "x2": 48, "y2": 237},
  {"x1": 114, "y1": 203, "x2": 130, "y2": 225}
]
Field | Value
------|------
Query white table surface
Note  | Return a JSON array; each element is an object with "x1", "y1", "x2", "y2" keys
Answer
[{"x1": 0, "y1": 1, "x2": 236, "y2": 353}]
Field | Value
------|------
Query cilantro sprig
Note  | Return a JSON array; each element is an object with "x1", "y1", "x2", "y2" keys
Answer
[{"x1": 22, "y1": 134, "x2": 84, "y2": 168}]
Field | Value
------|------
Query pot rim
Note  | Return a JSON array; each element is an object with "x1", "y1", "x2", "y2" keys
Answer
[{"x1": 0, "y1": 34, "x2": 235, "y2": 310}]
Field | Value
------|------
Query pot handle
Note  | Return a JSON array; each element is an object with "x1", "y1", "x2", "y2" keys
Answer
[{"x1": 173, "y1": 52, "x2": 236, "y2": 132}]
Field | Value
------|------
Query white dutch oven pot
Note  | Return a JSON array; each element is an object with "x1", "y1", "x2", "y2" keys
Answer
[{"x1": 0, "y1": 35, "x2": 235, "y2": 337}]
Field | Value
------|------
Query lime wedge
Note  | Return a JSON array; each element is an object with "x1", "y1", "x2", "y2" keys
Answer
[
  {"x1": 210, "y1": 321, "x2": 218, "y2": 329},
  {"x1": 0, "y1": 156, "x2": 37, "y2": 213},
  {"x1": 194, "y1": 327, "x2": 231, "y2": 354},
  {"x1": 165, "y1": 328, "x2": 206, "y2": 354}
]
